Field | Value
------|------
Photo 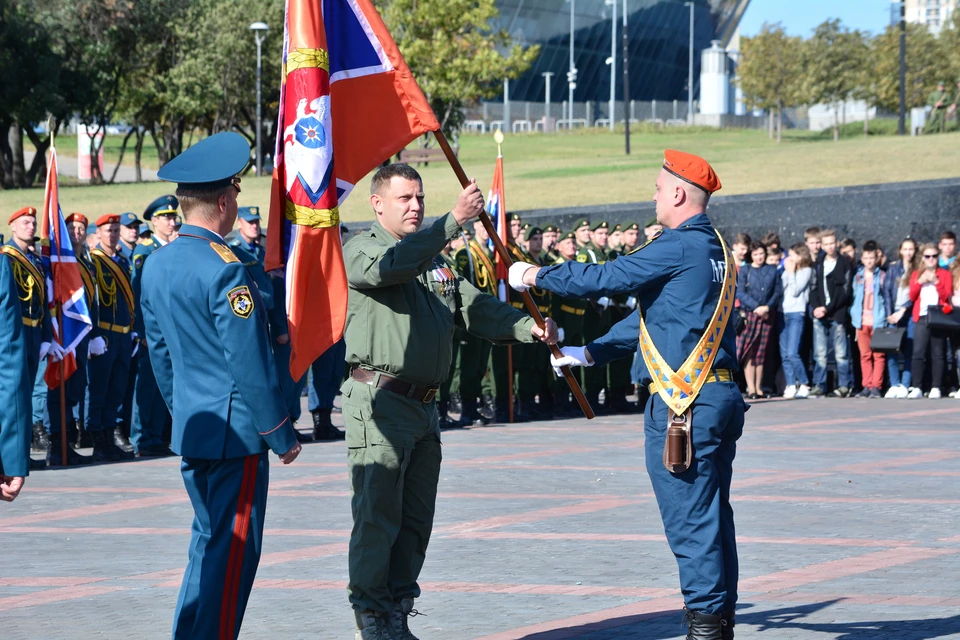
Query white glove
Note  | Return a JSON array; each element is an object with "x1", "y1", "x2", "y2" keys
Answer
[
  {"x1": 557, "y1": 328, "x2": 566, "y2": 343},
  {"x1": 550, "y1": 346, "x2": 593, "y2": 377},
  {"x1": 39, "y1": 341, "x2": 51, "y2": 360},
  {"x1": 626, "y1": 296, "x2": 638, "y2": 310},
  {"x1": 597, "y1": 296, "x2": 611, "y2": 310},
  {"x1": 88, "y1": 337, "x2": 107, "y2": 357},
  {"x1": 47, "y1": 342, "x2": 66, "y2": 362},
  {"x1": 131, "y1": 333, "x2": 140, "y2": 357},
  {"x1": 508, "y1": 262, "x2": 537, "y2": 292}
]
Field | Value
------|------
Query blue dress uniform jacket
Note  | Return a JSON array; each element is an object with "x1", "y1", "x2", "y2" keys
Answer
[
  {"x1": 0, "y1": 255, "x2": 32, "y2": 478},
  {"x1": 141, "y1": 224, "x2": 296, "y2": 459},
  {"x1": 2, "y1": 239, "x2": 52, "y2": 383},
  {"x1": 536, "y1": 212, "x2": 745, "y2": 617}
]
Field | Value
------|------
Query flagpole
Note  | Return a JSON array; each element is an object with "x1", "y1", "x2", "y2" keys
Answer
[
  {"x1": 493, "y1": 131, "x2": 515, "y2": 425},
  {"x1": 433, "y1": 129, "x2": 595, "y2": 420},
  {"x1": 48, "y1": 120, "x2": 68, "y2": 467}
]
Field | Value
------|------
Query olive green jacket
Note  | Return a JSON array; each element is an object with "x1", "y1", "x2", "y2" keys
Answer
[{"x1": 344, "y1": 213, "x2": 536, "y2": 388}]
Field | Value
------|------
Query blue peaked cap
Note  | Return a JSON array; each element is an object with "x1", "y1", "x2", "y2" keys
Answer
[
  {"x1": 157, "y1": 132, "x2": 250, "y2": 192},
  {"x1": 143, "y1": 195, "x2": 179, "y2": 220}
]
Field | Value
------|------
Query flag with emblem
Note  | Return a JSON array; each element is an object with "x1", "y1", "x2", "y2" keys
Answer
[
  {"x1": 266, "y1": 0, "x2": 440, "y2": 379},
  {"x1": 41, "y1": 147, "x2": 92, "y2": 388},
  {"x1": 486, "y1": 154, "x2": 509, "y2": 302}
]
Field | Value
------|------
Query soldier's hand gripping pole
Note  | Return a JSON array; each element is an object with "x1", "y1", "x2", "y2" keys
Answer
[{"x1": 433, "y1": 129, "x2": 595, "y2": 420}]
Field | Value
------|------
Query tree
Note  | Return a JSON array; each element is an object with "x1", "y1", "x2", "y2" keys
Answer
[
  {"x1": 870, "y1": 22, "x2": 947, "y2": 115},
  {"x1": 802, "y1": 20, "x2": 870, "y2": 141},
  {"x1": 378, "y1": 0, "x2": 539, "y2": 137},
  {"x1": 738, "y1": 23, "x2": 804, "y2": 143}
]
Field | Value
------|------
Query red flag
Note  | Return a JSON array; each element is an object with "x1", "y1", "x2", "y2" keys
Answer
[
  {"x1": 486, "y1": 155, "x2": 510, "y2": 302},
  {"x1": 266, "y1": 0, "x2": 440, "y2": 379}
]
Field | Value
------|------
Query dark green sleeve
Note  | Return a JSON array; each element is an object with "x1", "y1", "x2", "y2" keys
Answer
[
  {"x1": 456, "y1": 276, "x2": 536, "y2": 344},
  {"x1": 345, "y1": 214, "x2": 461, "y2": 289}
]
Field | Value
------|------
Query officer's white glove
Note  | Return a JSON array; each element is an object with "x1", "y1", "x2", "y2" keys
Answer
[
  {"x1": 39, "y1": 342, "x2": 51, "y2": 360},
  {"x1": 88, "y1": 337, "x2": 107, "y2": 357},
  {"x1": 557, "y1": 328, "x2": 566, "y2": 343},
  {"x1": 550, "y1": 346, "x2": 594, "y2": 377},
  {"x1": 47, "y1": 342, "x2": 66, "y2": 362},
  {"x1": 131, "y1": 333, "x2": 140, "y2": 358},
  {"x1": 508, "y1": 262, "x2": 537, "y2": 292},
  {"x1": 626, "y1": 296, "x2": 638, "y2": 310},
  {"x1": 597, "y1": 296, "x2": 612, "y2": 310}
]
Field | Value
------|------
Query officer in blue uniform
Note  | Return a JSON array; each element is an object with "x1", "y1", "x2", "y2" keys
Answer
[
  {"x1": 88, "y1": 214, "x2": 137, "y2": 463},
  {"x1": 228, "y1": 206, "x2": 274, "y2": 313},
  {"x1": 116, "y1": 211, "x2": 142, "y2": 452},
  {"x1": 0, "y1": 240, "x2": 32, "y2": 502},
  {"x1": 141, "y1": 132, "x2": 301, "y2": 640},
  {"x1": 510, "y1": 151, "x2": 744, "y2": 640},
  {"x1": 129, "y1": 196, "x2": 180, "y2": 457},
  {"x1": 118, "y1": 212, "x2": 142, "y2": 264}
]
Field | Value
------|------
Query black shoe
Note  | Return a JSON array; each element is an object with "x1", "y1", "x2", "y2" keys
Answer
[
  {"x1": 854, "y1": 388, "x2": 870, "y2": 398},
  {"x1": 31, "y1": 421, "x2": 50, "y2": 452},
  {"x1": 720, "y1": 611, "x2": 735, "y2": 640},
  {"x1": 29, "y1": 457, "x2": 46, "y2": 471},
  {"x1": 312, "y1": 409, "x2": 345, "y2": 441},
  {"x1": 480, "y1": 394, "x2": 496, "y2": 420},
  {"x1": 684, "y1": 607, "x2": 722, "y2": 640},
  {"x1": 114, "y1": 428, "x2": 135, "y2": 453},
  {"x1": 47, "y1": 443, "x2": 94, "y2": 467},
  {"x1": 448, "y1": 392, "x2": 463, "y2": 415},
  {"x1": 91, "y1": 430, "x2": 134, "y2": 463},
  {"x1": 136, "y1": 445, "x2": 176, "y2": 458},
  {"x1": 439, "y1": 415, "x2": 464, "y2": 429},
  {"x1": 75, "y1": 427, "x2": 93, "y2": 449},
  {"x1": 294, "y1": 427, "x2": 314, "y2": 443}
]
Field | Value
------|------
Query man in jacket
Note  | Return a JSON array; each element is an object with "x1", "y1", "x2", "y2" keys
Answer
[{"x1": 808, "y1": 229, "x2": 854, "y2": 397}]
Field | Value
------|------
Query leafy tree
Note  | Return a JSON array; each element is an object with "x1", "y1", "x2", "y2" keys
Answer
[
  {"x1": 870, "y1": 22, "x2": 946, "y2": 114},
  {"x1": 737, "y1": 23, "x2": 804, "y2": 143},
  {"x1": 802, "y1": 20, "x2": 870, "y2": 141}
]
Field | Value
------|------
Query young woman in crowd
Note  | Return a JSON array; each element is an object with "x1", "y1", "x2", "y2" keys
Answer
[
  {"x1": 780, "y1": 243, "x2": 813, "y2": 399},
  {"x1": 736, "y1": 241, "x2": 783, "y2": 399},
  {"x1": 850, "y1": 241, "x2": 887, "y2": 398},
  {"x1": 882, "y1": 238, "x2": 918, "y2": 398},
  {"x1": 908, "y1": 243, "x2": 954, "y2": 398}
]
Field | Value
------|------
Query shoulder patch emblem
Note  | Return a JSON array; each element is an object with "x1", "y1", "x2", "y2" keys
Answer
[
  {"x1": 576, "y1": 254, "x2": 588, "y2": 263},
  {"x1": 133, "y1": 255, "x2": 144, "y2": 269},
  {"x1": 211, "y1": 242, "x2": 240, "y2": 264},
  {"x1": 227, "y1": 286, "x2": 254, "y2": 318}
]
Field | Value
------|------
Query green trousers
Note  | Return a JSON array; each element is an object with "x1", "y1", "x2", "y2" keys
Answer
[
  {"x1": 459, "y1": 333, "x2": 492, "y2": 404},
  {"x1": 343, "y1": 377, "x2": 442, "y2": 614}
]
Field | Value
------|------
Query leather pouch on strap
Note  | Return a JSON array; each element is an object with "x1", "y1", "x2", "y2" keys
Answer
[{"x1": 663, "y1": 410, "x2": 694, "y2": 473}]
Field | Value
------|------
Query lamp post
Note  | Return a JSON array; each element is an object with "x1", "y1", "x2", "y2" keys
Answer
[
  {"x1": 898, "y1": 0, "x2": 906, "y2": 135},
  {"x1": 249, "y1": 21, "x2": 269, "y2": 176},
  {"x1": 605, "y1": 0, "x2": 617, "y2": 131},
  {"x1": 684, "y1": 2, "x2": 694, "y2": 125},
  {"x1": 567, "y1": 0, "x2": 577, "y2": 125},
  {"x1": 542, "y1": 72, "x2": 554, "y2": 132},
  {"x1": 623, "y1": 0, "x2": 630, "y2": 154}
]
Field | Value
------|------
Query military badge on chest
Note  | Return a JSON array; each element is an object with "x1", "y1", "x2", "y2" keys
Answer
[
  {"x1": 227, "y1": 286, "x2": 255, "y2": 318},
  {"x1": 431, "y1": 266, "x2": 457, "y2": 298}
]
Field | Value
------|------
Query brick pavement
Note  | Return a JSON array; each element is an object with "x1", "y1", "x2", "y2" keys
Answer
[{"x1": 2, "y1": 397, "x2": 959, "y2": 639}]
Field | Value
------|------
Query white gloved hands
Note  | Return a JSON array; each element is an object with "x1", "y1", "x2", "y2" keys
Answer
[
  {"x1": 626, "y1": 296, "x2": 638, "y2": 310},
  {"x1": 550, "y1": 346, "x2": 594, "y2": 377},
  {"x1": 39, "y1": 342, "x2": 51, "y2": 360},
  {"x1": 557, "y1": 328, "x2": 566, "y2": 343},
  {"x1": 131, "y1": 333, "x2": 140, "y2": 358},
  {"x1": 88, "y1": 337, "x2": 107, "y2": 357},
  {"x1": 508, "y1": 262, "x2": 537, "y2": 292},
  {"x1": 597, "y1": 296, "x2": 612, "y2": 310},
  {"x1": 47, "y1": 342, "x2": 66, "y2": 362}
]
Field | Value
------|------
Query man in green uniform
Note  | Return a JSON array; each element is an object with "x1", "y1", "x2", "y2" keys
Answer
[
  {"x1": 573, "y1": 218, "x2": 592, "y2": 254},
  {"x1": 542, "y1": 224, "x2": 560, "y2": 263},
  {"x1": 342, "y1": 163, "x2": 558, "y2": 639},
  {"x1": 515, "y1": 226, "x2": 554, "y2": 419},
  {"x1": 576, "y1": 223, "x2": 613, "y2": 412},
  {"x1": 605, "y1": 225, "x2": 640, "y2": 413},
  {"x1": 551, "y1": 231, "x2": 591, "y2": 417},
  {"x1": 436, "y1": 237, "x2": 462, "y2": 429},
  {"x1": 621, "y1": 221, "x2": 641, "y2": 252},
  {"x1": 926, "y1": 81, "x2": 950, "y2": 134}
]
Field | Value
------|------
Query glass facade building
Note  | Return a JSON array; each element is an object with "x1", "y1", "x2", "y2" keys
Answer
[{"x1": 494, "y1": 0, "x2": 750, "y2": 103}]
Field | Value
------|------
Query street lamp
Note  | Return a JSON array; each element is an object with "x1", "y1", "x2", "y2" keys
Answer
[
  {"x1": 605, "y1": 0, "x2": 617, "y2": 132},
  {"x1": 542, "y1": 72, "x2": 554, "y2": 132},
  {"x1": 684, "y1": 2, "x2": 694, "y2": 125},
  {"x1": 567, "y1": 0, "x2": 577, "y2": 125},
  {"x1": 249, "y1": 21, "x2": 269, "y2": 176},
  {"x1": 623, "y1": 0, "x2": 630, "y2": 154}
]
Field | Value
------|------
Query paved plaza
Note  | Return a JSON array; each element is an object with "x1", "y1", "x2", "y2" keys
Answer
[{"x1": 2, "y1": 397, "x2": 959, "y2": 639}]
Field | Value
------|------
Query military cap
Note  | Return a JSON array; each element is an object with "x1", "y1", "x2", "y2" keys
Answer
[
  {"x1": 65, "y1": 213, "x2": 88, "y2": 227},
  {"x1": 96, "y1": 213, "x2": 120, "y2": 226},
  {"x1": 560, "y1": 231, "x2": 576, "y2": 242},
  {"x1": 624, "y1": 222, "x2": 640, "y2": 231},
  {"x1": 120, "y1": 212, "x2": 142, "y2": 227},
  {"x1": 238, "y1": 206, "x2": 261, "y2": 222},
  {"x1": 524, "y1": 226, "x2": 543, "y2": 242},
  {"x1": 157, "y1": 132, "x2": 250, "y2": 192},
  {"x1": 543, "y1": 224, "x2": 558, "y2": 233},
  {"x1": 591, "y1": 220, "x2": 609, "y2": 232},
  {"x1": 574, "y1": 218, "x2": 590, "y2": 230},
  {"x1": 9, "y1": 206, "x2": 37, "y2": 224},
  {"x1": 644, "y1": 217, "x2": 660, "y2": 229},
  {"x1": 663, "y1": 149, "x2": 721, "y2": 194},
  {"x1": 138, "y1": 223, "x2": 152, "y2": 237},
  {"x1": 143, "y1": 195, "x2": 179, "y2": 220},
  {"x1": 613, "y1": 223, "x2": 622, "y2": 232},
  {"x1": 509, "y1": 213, "x2": 521, "y2": 222}
]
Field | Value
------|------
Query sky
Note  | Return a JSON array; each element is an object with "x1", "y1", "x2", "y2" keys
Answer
[{"x1": 739, "y1": 0, "x2": 893, "y2": 38}]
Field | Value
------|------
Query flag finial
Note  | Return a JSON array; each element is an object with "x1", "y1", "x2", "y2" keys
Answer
[{"x1": 494, "y1": 129, "x2": 504, "y2": 157}]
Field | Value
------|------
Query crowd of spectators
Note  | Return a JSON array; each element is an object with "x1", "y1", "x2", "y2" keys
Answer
[{"x1": 732, "y1": 228, "x2": 960, "y2": 399}]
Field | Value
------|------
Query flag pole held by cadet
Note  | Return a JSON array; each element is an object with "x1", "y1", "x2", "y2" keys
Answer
[
  {"x1": 434, "y1": 129, "x2": 595, "y2": 420},
  {"x1": 490, "y1": 130, "x2": 515, "y2": 424}
]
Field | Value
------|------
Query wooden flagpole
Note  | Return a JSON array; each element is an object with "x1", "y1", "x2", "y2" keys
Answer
[{"x1": 433, "y1": 129, "x2": 594, "y2": 420}]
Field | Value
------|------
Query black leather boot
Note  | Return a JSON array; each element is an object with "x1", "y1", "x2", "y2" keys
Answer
[
  {"x1": 459, "y1": 398, "x2": 488, "y2": 427},
  {"x1": 480, "y1": 394, "x2": 496, "y2": 420},
  {"x1": 720, "y1": 611, "x2": 735, "y2": 640},
  {"x1": 293, "y1": 421, "x2": 314, "y2": 443},
  {"x1": 684, "y1": 608, "x2": 722, "y2": 640},
  {"x1": 91, "y1": 430, "x2": 133, "y2": 463},
  {"x1": 437, "y1": 400, "x2": 461, "y2": 429},
  {"x1": 32, "y1": 421, "x2": 50, "y2": 452},
  {"x1": 312, "y1": 409, "x2": 345, "y2": 441},
  {"x1": 448, "y1": 392, "x2": 462, "y2": 415},
  {"x1": 47, "y1": 430, "x2": 94, "y2": 467},
  {"x1": 114, "y1": 428, "x2": 135, "y2": 452}
]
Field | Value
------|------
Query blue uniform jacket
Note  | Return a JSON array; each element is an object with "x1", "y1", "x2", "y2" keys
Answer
[
  {"x1": 536, "y1": 213, "x2": 738, "y2": 382},
  {"x1": 228, "y1": 240, "x2": 274, "y2": 315},
  {"x1": 132, "y1": 237, "x2": 164, "y2": 335},
  {"x1": 2, "y1": 239, "x2": 52, "y2": 343},
  {"x1": 90, "y1": 246, "x2": 135, "y2": 337},
  {"x1": 0, "y1": 255, "x2": 32, "y2": 477},
  {"x1": 140, "y1": 224, "x2": 296, "y2": 459}
]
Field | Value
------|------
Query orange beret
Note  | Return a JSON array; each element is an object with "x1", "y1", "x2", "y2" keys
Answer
[
  {"x1": 663, "y1": 150, "x2": 721, "y2": 194},
  {"x1": 9, "y1": 206, "x2": 37, "y2": 224},
  {"x1": 65, "y1": 213, "x2": 89, "y2": 227},
  {"x1": 96, "y1": 214, "x2": 121, "y2": 227}
]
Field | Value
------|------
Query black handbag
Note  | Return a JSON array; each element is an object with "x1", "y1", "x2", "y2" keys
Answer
[
  {"x1": 870, "y1": 326, "x2": 906, "y2": 352},
  {"x1": 927, "y1": 307, "x2": 960, "y2": 330}
]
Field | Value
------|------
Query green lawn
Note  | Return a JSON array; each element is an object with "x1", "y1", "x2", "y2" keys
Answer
[{"x1": 3, "y1": 126, "x2": 959, "y2": 237}]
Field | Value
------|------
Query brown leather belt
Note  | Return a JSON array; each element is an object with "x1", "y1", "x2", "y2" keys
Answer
[{"x1": 351, "y1": 368, "x2": 438, "y2": 403}]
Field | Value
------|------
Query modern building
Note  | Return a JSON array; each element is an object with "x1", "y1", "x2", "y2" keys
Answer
[
  {"x1": 493, "y1": 0, "x2": 751, "y2": 104},
  {"x1": 903, "y1": 0, "x2": 957, "y2": 34}
]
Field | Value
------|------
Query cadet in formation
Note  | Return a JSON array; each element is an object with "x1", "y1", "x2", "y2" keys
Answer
[
  {"x1": 141, "y1": 132, "x2": 301, "y2": 639},
  {"x1": 342, "y1": 163, "x2": 558, "y2": 639},
  {"x1": 510, "y1": 150, "x2": 743, "y2": 640}
]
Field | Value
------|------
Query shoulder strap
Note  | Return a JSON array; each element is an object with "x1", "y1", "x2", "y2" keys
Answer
[
  {"x1": 638, "y1": 230, "x2": 736, "y2": 416},
  {"x1": 1, "y1": 245, "x2": 46, "y2": 302},
  {"x1": 91, "y1": 249, "x2": 135, "y2": 322}
]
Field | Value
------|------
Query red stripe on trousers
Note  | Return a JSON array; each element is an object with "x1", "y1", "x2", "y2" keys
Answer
[{"x1": 220, "y1": 455, "x2": 258, "y2": 640}]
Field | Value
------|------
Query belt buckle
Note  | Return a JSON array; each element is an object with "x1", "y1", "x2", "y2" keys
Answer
[{"x1": 422, "y1": 388, "x2": 437, "y2": 403}]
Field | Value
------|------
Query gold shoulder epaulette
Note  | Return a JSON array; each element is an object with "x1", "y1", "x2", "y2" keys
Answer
[{"x1": 211, "y1": 243, "x2": 240, "y2": 264}]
